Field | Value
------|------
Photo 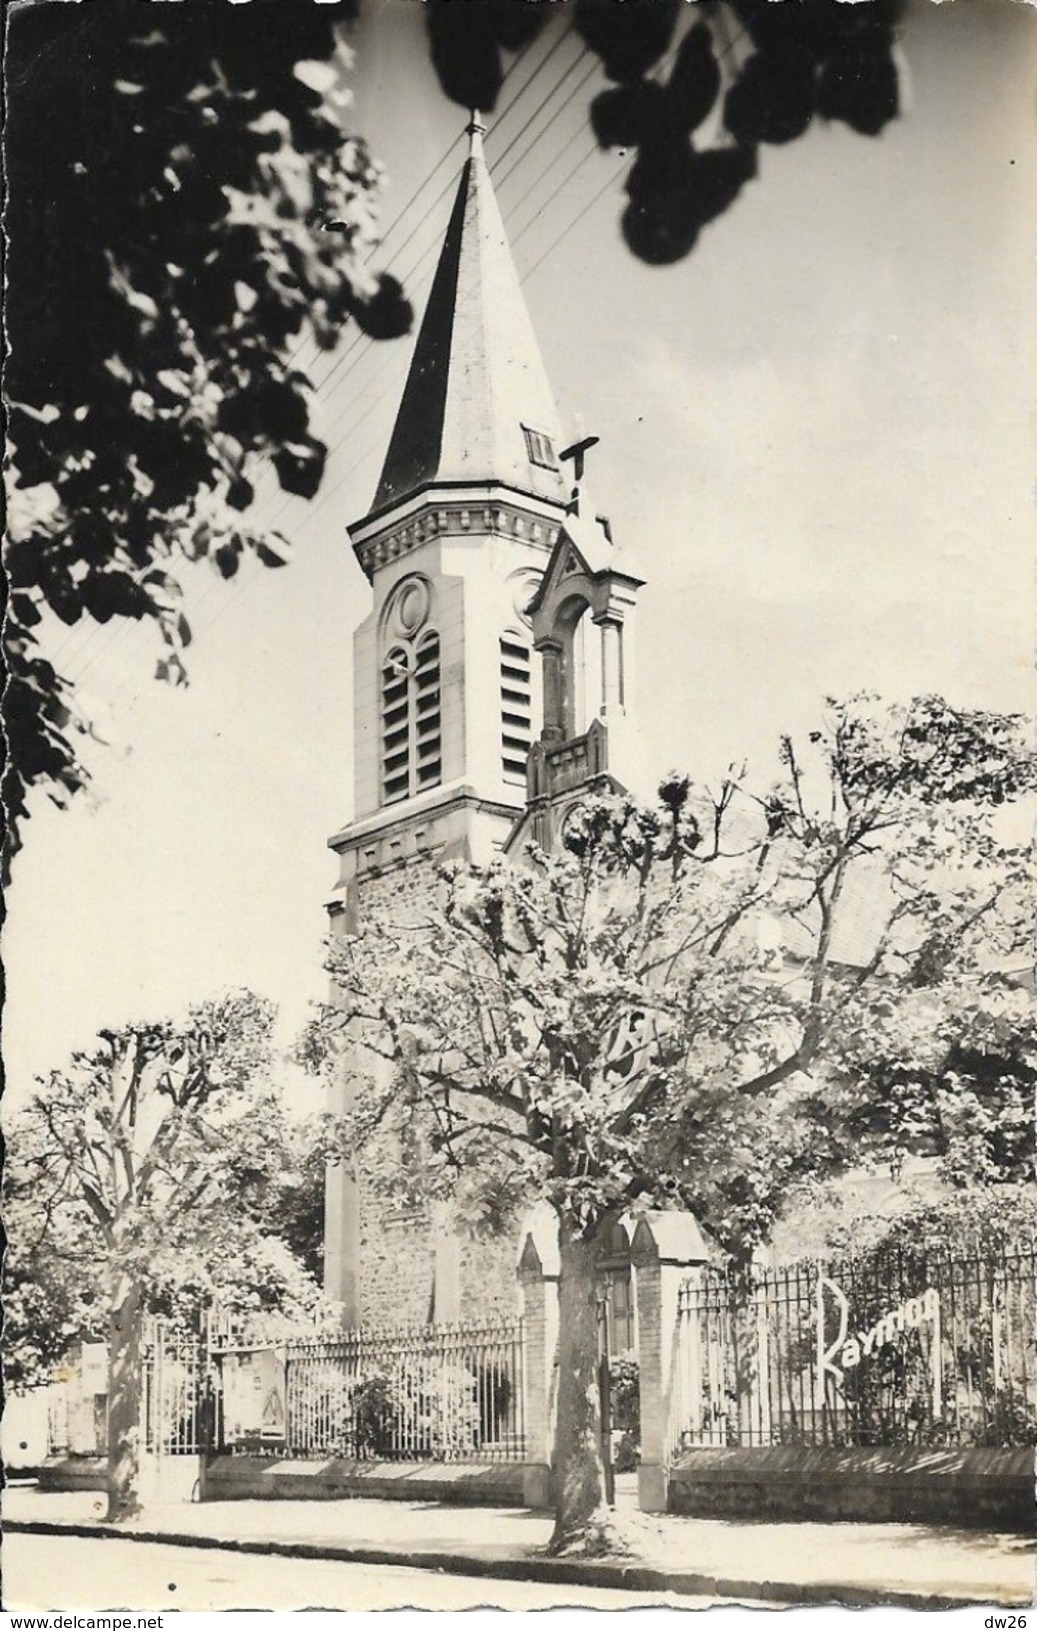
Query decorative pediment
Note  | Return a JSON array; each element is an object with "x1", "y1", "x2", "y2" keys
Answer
[
  {"x1": 527, "y1": 511, "x2": 644, "y2": 649},
  {"x1": 526, "y1": 526, "x2": 594, "y2": 621},
  {"x1": 559, "y1": 545, "x2": 584, "y2": 581}
]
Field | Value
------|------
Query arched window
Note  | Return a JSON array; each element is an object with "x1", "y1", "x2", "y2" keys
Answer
[
  {"x1": 500, "y1": 633, "x2": 532, "y2": 784},
  {"x1": 380, "y1": 632, "x2": 442, "y2": 805}
]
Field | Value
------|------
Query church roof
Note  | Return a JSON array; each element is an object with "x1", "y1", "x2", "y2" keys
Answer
[{"x1": 370, "y1": 120, "x2": 568, "y2": 516}]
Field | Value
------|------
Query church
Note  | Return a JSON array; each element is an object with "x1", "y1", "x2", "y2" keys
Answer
[{"x1": 323, "y1": 119, "x2": 646, "y2": 1330}]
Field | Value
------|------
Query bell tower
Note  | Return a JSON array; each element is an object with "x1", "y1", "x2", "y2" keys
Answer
[
  {"x1": 327, "y1": 118, "x2": 574, "y2": 940},
  {"x1": 325, "y1": 120, "x2": 577, "y2": 1320}
]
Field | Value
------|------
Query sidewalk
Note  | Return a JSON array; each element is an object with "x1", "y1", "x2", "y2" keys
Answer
[{"x1": 4, "y1": 1485, "x2": 1033, "y2": 1608}]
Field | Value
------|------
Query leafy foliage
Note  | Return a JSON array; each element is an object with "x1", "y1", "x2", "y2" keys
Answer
[
  {"x1": 322, "y1": 695, "x2": 1034, "y2": 1255},
  {"x1": 422, "y1": 0, "x2": 906, "y2": 265},
  {"x1": 3, "y1": 992, "x2": 326, "y2": 1391},
  {"x1": 797, "y1": 1198, "x2": 1037, "y2": 1450},
  {"x1": 4, "y1": 1, "x2": 411, "y2": 875},
  {"x1": 819, "y1": 1182, "x2": 1037, "y2": 1263},
  {"x1": 609, "y1": 1350, "x2": 641, "y2": 1437},
  {"x1": 316, "y1": 692, "x2": 1032, "y2": 1546},
  {"x1": 2, "y1": 1186, "x2": 106, "y2": 1392},
  {"x1": 299, "y1": 1362, "x2": 482, "y2": 1460}
]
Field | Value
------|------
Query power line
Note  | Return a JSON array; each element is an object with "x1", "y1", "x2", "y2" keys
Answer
[
  {"x1": 64, "y1": 31, "x2": 572, "y2": 684},
  {"x1": 489, "y1": 44, "x2": 595, "y2": 194},
  {"x1": 253, "y1": 47, "x2": 604, "y2": 539},
  {"x1": 511, "y1": 130, "x2": 603, "y2": 253},
  {"x1": 253, "y1": 43, "x2": 597, "y2": 517},
  {"x1": 155, "y1": 61, "x2": 620, "y2": 655},
  {"x1": 67, "y1": 92, "x2": 536, "y2": 683},
  {"x1": 521, "y1": 149, "x2": 623, "y2": 281},
  {"x1": 523, "y1": 23, "x2": 749, "y2": 280},
  {"x1": 69, "y1": 22, "x2": 586, "y2": 686},
  {"x1": 75, "y1": 20, "x2": 749, "y2": 696},
  {"x1": 310, "y1": 19, "x2": 750, "y2": 523},
  {"x1": 295, "y1": 23, "x2": 574, "y2": 408},
  {"x1": 497, "y1": 78, "x2": 599, "y2": 235},
  {"x1": 304, "y1": 41, "x2": 587, "y2": 422}
]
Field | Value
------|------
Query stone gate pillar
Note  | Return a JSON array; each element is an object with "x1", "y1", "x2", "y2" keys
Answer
[
  {"x1": 632, "y1": 1211, "x2": 712, "y2": 1514},
  {"x1": 517, "y1": 1211, "x2": 560, "y2": 1509}
]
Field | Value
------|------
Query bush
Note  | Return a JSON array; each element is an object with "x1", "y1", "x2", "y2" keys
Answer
[
  {"x1": 614, "y1": 1429, "x2": 640, "y2": 1472},
  {"x1": 336, "y1": 1359, "x2": 482, "y2": 1460},
  {"x1": 610, "y1": 1351, "x2": 640, "y2": 1436},
  {"x1": 391, "y1": 1357, "x2": 481, "y2": 1459},
  {"x1": 473, "y1": 1359, "x2": 513, "y2": 1444},
  {"x1": 352, "y1": 1373, "x2": 396, "y2": 1458}
]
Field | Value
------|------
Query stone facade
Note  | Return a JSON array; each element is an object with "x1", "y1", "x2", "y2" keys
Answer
[{"x1": 322, "y1": 121, "x2": 645, "y2": 1332}]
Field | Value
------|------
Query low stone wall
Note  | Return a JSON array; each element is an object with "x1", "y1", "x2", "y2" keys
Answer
[
  {"x1": 668, "y1": 1446, "x2": 1035, "y2": 1531},
  {"x1": 37, "y1": 1456, "x2": 107, "y2": 1492},
  {"x1": 203, "y1": 1456, "x2": 531, "y2": 1508}
]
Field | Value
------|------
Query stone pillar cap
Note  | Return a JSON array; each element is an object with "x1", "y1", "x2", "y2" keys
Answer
[
  {"x1": 631, "y1": 1210, "x2": 713, "y2": 1266},
  {"x1": 517, "y1": 1202, "x2": 560, "y2": 1278}
]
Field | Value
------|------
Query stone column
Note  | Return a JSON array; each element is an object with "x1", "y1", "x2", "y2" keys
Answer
[
  {"x1": 432, "y1": 1202, "x2": 462, "y2": 1324},
  {"x1": 323, "y1": 894, "x2": 362, "y2": 1325},
  {"x1": 538, "y1": 639, "x2": 566, "y2": 745},
  {"x1": 517, "y1": 1223, "x2": 560, "y2": 1509},
  {"x1": 323, "y1": 1057, "x2": 361, "y2": 1325},
  {"x1": 631, "y1": 1212, "x2": 712, "y2": 1514},
  {"x1": 598, "y1": 617, "x2": 624, "y2": 715}
]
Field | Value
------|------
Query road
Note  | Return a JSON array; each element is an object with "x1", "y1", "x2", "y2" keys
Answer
[{"x1": 3, "y1": 1532, "x2": 709, "y2": 1612}]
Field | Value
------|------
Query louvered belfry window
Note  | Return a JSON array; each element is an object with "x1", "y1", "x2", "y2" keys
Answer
[
  {"x1": 381, "y1": 646, "x2": 412, "y2": 804},
  {"x1": 500, "y1": 634, "x2": 532, "y2": 784},
  {"x1": 381, "y1": 632, "x2": 442, "y2": 804},
  {"x1": 414, "y1": 632, "x2": 442, "y2": 790}
]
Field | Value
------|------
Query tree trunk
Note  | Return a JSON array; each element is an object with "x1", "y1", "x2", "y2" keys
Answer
[
  {"x1": 106, "y1": 1271, "x2": 145, "y2": 1523},
  {"x1": 549, "y1": 1219, "x2": 625, "y2": 1556}
]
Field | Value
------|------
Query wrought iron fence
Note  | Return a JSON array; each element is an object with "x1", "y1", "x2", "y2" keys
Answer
[
  {"x1": 209, "y1": 1316, "x2": 526, "y2": 1463},
  {"x1": 670, "y1": 1239, "x2": 1037, "y2": 1456},
  {"x1": 45, "y1": 1323, "x2": 207, "y2": 1459},
  {"x1": 142, "y1": 1319, "x2": 206, "y2": 1456}
]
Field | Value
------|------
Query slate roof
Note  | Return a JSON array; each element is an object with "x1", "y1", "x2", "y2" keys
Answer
[{"x1": 372, "y1": 122, "x2": 568, "y2": 515}]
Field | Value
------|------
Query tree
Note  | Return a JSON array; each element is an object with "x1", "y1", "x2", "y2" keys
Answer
[
  {"x1": 4, "y1": 0, "x2": 411, "y2": 876},
  {"x1": 5, "y1": 989, "x2": 326, "y2": 1521},
  {"x1": 317, "y1": 694, "x2": 1034, "y2": 1553},
  {"x1": 422, "y1": 0, "x2": 905, "y2": 265},
  {"x1": 4, "y1": 1, "x2": 909, "y2": 875},
  {"x1": 809, "y1": 1181, "x2": 1037, "y2": 1265},
  {"x1": 1, "y1": 1188, "x2": 105, "y2": 1395},
  {"x1": 4, "y1": 1085, "x2": 328, "y2": 1396},
  {"x1": 254, "y1": 1119, "x2": 329, "y2": 1285}
]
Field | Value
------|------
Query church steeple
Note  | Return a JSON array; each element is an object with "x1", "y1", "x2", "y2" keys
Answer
[
  {"x1": 324, "y1": 123, "x2": 646, "y2": 1326},
  {"x1": 370, "y1": 115, "x2": 567, "y2": 518}
]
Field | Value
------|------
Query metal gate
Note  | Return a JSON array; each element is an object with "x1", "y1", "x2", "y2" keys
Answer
[
  {"x1": 45, "y1": 1320, "x2": 209, "y2": 1478},
  {"x1": 142, "y1": 1319, "x2": 207, "y2": 1456}
]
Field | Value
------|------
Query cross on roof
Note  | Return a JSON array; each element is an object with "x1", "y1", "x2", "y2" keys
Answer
[
  {"x1": 559, "y1": 434, "x2": 600, "y2": 484},
  {"x1": 559, "y1": 434, "x2": 600, "y2": 515}
]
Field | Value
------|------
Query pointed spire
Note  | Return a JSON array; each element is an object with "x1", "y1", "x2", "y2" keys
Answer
[{"x1": 371, "y1": 118, "x2": 567, "y2": 515}]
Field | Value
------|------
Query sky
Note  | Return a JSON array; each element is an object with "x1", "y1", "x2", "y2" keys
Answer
[{"x1": 4, "y1": 0, "x2": 1035, "y2": 1099}]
